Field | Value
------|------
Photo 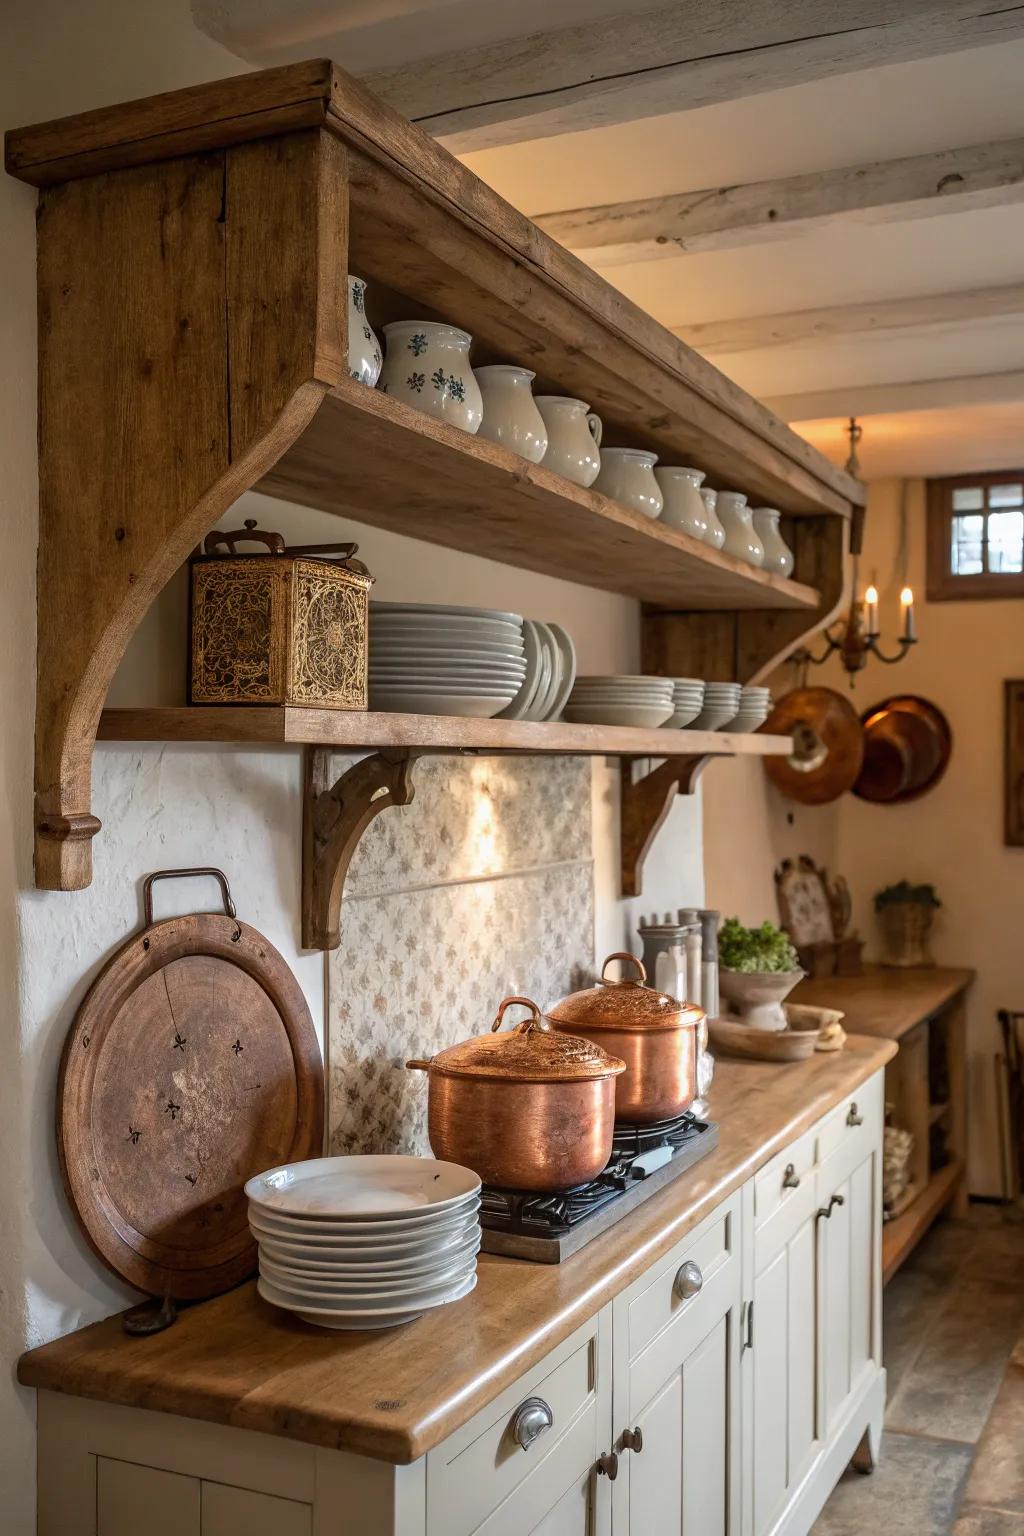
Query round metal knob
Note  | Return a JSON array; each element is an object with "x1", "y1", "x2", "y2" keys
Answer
[
  {"x1": 674, "y1": 1260, "x2": 704, "y2": 1300},
  {"x1": 622, "y1": 1426, "x2": 644, "y2": 1454},
  {"x1": 510, "y1": 1396, "x2": 553, "y2": 1451}
]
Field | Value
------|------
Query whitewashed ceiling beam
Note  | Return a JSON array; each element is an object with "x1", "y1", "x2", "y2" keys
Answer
[
  {"x1": 536, "y1": 136, "x2": 1024, "y2": 263},
  {"x1": 765, "y1": 369, "x2": 1024, "y2": 421},
  {"x1": 675, "y1": 284, "x2": 1024, "y2": 355},
  {"x1": 361, "y1": 1, "x2": 1024, "y2": 152}
]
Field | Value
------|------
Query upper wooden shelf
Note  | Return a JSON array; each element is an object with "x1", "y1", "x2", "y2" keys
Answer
[
  {"x1": 260, "y1": 380, "x2": 818, "y2": 612},
  {"x1": 98, "y1": 707, "x2": 794, "y2": 760}
]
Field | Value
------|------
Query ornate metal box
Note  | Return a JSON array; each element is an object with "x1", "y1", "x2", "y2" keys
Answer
[{"x1": 189, "y1": 520, "x2": 373, "y2": 709}]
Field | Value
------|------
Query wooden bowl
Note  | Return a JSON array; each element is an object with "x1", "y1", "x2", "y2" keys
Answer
[{"x1": 708, "y1": 1016, "x2": 819, "y2": 1062}]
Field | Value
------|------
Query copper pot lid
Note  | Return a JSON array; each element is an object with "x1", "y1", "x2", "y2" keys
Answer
[
  {"x1": 409, "y1": 996, "x2": 626, "y2": 1084},
  {"x1": 547, "y1": 953, "x2": 703, "y2": 1034},
  {"x1": 762, "y1": 687, "x2": 865, "y2": 805}
]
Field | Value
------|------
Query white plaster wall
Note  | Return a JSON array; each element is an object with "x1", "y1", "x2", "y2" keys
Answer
[{"x1": 0, "y1": 17, "x2": 705, "y2": 1530}]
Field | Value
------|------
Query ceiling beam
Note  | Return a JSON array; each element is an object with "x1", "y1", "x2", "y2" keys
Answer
[
  {"x1": 765, "y1": 369, "x2": 1024, "y2": 422},
  {"x1": 675, "y1": 284, "x2": 1024, "y2": 356},
  {"x1": 361, "y1": 1, "x2": 1024, "y2": 153},
  {"x1": 536, "y1": 136, "x2": 1024, "y2": 263}
]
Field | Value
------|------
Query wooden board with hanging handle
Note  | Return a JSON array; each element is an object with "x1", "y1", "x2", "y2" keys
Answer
[{"x1": 57, "y1": 867, "x2": 323, "y2": 1302}]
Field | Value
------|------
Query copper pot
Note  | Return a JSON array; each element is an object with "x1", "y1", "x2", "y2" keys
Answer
[
  {"x1": 407, "y1": 996, "x2": 625, "y2": 1192},
  {"x1": 547, "y1": 953, "x2": 702, "y2": 1125}
]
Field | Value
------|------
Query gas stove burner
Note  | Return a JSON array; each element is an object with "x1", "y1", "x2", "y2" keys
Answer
[{"x1": 479, "y1": 1112, "x2": 719, "y2": 1262}]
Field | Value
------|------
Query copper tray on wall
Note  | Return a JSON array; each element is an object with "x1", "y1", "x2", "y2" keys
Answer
[
  {"x1": 762, "y1": 687, "x2": 865, "y2": 805},
  {"x1": 57, "y1": 868, "x2": 323, "y2": 1303},
  {"x1": 852, "y1": 695, "x2": 952, "y2": 804}
]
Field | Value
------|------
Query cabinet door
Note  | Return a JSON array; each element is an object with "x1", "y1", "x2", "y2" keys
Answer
[
  {"x1": 201, "y1": 1482, "x2": 312, "y2": 1535},
  {"x1": 817, "y1": 1144, "x2": 878, "y2": 1438},
  {"x1": 750, "y1": 1211, "x2": 818, "y2": 1536},
  {"x1": 97, "y1": 1459, "x2": 200, "y2": 1536}
]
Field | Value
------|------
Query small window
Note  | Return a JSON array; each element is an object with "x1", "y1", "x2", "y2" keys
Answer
[{"x1": 927, "y1": 473, "x2": 1024, "y2": 601}]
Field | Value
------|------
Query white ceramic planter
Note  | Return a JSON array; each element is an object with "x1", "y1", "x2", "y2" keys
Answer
[
  {"x1": 717, "y1": 491, "x2": 764, "y2": 566},
  {"x1": 594, "y1": 448, "x2": 663, "y2": 519},
  {"x1": 536, "y1": 396, "x2": 603, "y2": 487},
  {"x1": 657, "y1": 466, "x2": 708, "y2": 538},
  {"x1": 379, "y1": 322, "x2": 483, "y2": 433},
  {"x1": 752, "y1": 508, "x2": 795, "y2": 577},
  {"x1": 474, "y1": 366, "x2": 548, "y2": 463},
  {"x1": 700, "y1": 487, "x2": 726, "y2": 550},
  {"x1": 347, "y1": 276, "x2": 382, "y2": 387}
]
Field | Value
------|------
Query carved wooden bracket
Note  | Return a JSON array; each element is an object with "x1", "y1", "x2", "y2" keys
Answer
[
  {"x1": 620, "y1": 755, "x2": 712, "y2": 899},
  {"x1": 302, "y1": 746, "x2": 421, "y2": 951}
]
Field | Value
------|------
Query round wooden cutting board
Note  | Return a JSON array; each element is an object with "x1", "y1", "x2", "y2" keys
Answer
[
  {"x1": 58, "y1": 869, "x2": 323, "y2": 1300},
  {"x1": 763, "y1": 687, "x2": 865, "y2": 805}
]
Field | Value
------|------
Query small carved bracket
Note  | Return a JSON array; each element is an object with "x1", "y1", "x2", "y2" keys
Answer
[
  {"x1": 620, "y1": 755, "x2": 712, "y2": 898},
  {"x1": 302, "y1": 745, "x2": 421, "y2": 951}
]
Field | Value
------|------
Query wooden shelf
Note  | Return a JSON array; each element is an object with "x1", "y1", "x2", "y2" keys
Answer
[
  {"x1": 882, "y1": 1160, "x2": 962, "y2": 1285},
  {"x1": 98, "y1": 707, "x2": 794, "y2": 759},
  {"x1": 260, "y1": 380, "x2": 820, "y2": 613}
]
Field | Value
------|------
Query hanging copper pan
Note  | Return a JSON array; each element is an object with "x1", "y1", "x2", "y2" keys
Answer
[
  {"x1": 853, "y1": 695, "x2": 952, "y2": 803},
  {"x1": 762, "y1": 687, "x2": 865, "y2": 805}
]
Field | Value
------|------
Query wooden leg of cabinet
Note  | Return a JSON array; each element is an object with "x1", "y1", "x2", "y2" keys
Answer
[{"x1": 946, "y1": 997, "x2": 970, "y2": 1217}]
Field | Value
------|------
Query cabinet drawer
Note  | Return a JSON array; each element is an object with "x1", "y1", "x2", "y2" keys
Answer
[
  {"x1": 817, "y1": 1078, "x2": 881, "y2": 1165},
  {"x1": 426, "y1": 1317, "x2": 602, "y2": 1536},
  {"x1": 753, "y1": 1126, "x2": 816, "y2": 1229}
]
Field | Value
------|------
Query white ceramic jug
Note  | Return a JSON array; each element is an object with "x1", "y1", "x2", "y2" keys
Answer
[
  {"x1": 594, "y1": 448, "x2": 663, "y2": 519},
  {"x1": 474, "y1": 365, "x2": 548, "y2": 463},
  {"x1": 536, "y1": 397, "x2": 603, "y2": 487},
  {"x1": 656, "y1": 466, "x2": 708, "y2": 538},
  {"x1": 752, "y1": 508, "x2": 794, "y2": 577},
  {"x1": 379, "y1": 322, "x2": 483, "y2": 433},
  {"x1": 717, "y1": 491, "x2": 764, "y2": 566},
  {"x1": 347, "y1": 275, "x2": 382, "y2": 387},
  {"x1": 700, "y1": 487, "x2": 726, "y2": 550}
]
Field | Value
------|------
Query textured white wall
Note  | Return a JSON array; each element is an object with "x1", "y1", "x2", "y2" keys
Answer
[{"x1": 0, "y1": 21, "x2": 705, "y2": 1532}]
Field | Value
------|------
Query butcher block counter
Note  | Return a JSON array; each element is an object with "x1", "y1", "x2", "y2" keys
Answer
[{"x1": 21, "y1": 1036, "x2": 893, "y2": 1475}]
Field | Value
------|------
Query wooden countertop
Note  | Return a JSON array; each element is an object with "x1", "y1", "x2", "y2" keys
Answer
[
  {"x1": 793, "y1": 965, "x2": 974, "y2": 1041},
  {"x1": 19, "y1": 1036, "x2": 894, "y2": 1465}
]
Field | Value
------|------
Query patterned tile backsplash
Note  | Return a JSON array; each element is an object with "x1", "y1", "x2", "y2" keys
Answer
[{"x1": 327, "y1": 755, "x2": 595, "y2": 1157}]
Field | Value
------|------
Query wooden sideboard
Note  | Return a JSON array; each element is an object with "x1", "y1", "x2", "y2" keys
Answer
[{"x1": 794, "y1": 966, "x2": 974, "y2": 1283}]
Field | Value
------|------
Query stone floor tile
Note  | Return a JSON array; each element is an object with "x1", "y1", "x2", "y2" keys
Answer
[
  {"x1": 886, "y1": 1280, "x2": 1024, "y2": 1443},
  {"x1": 812, "y1": 1431, "x2": 972, "y2": 1535},
  {"x1": 883, "y1": 1264, "x2": 949, "y2": 1408},
  {"x1": 964, "y1": 1364, "x2": 1024, "y2": 1514},
  {"x1": 951, "y1": 1506, "x2": 1024, "y2": 1535}
]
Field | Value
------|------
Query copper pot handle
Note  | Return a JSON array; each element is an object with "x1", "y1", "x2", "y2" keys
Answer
[
  {"x1": 491, "y1": 996, "x2": 542, "y2": 1034},
  {"x1": 600, "y1": 952, "x2": 647, "y2": 987},
  {"x1": 406, "y1": 1059, "x2": 432, "y2": 1071}
]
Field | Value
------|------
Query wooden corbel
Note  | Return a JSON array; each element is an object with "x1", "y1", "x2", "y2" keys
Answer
[
  {"x1": 620, "y1": 755, "x2": 712, "y2": 899},
  {"x1": 302, "y1": 746, "x2": 421, "y2": 950}
]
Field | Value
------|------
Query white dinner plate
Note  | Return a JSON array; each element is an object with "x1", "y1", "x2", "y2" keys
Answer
[
  {"x1": 260, "y1": 1253, "x2": 477, "y2": 1299},
  {"x1": 496, "y1": 618, "x2": 545, "y2": 721},
  {"x1": 564, "y1": 703, "x2": 674, "y2": 728},
  {"x1": 370, "y1": 661, "x2": 527, "y2": 679},
  {"x1": 370, "y1": 640, "x2": 526, "y2": 659},
  {"x1": 369, "y1": 692, "x2": 515, "y2": 717},
  {"x1": 249, "y1": 1195, "x2": 479, "y2": 1237},
  {"x1": 258, "y1": 1228, "x2": 481, "y2": 1276},
  {"x1": 664, "y1": 705, "x2": 703, "y2": 729},
  {"x1": 253, "y1": 1214, "x2": 479, "y2": 1261},
  {"x1": 371, "y1": 603, "x2": 522, "y2": 624},
  {"x1": 246, "y1": 1155, "x2": 479, "y2": 1219},
  {"x1": 257, "y1": 1270, "x2": 477, "y2": 1330},
  {"x1": 260, "y1": 1266, "x2": 477, "y2": 1311},
  {"x1": 527, "y1": 622, "x2": 562, "y2": 722},
  {"x1": 542, "y1": 623, "x2": 577, "y2": 721}
]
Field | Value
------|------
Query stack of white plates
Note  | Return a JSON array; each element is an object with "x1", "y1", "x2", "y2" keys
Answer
[
  {"x1": 369, "y1": 603, "x2": 525, "y2": 717},
  {"x1": 498, "y1": 619, "x2": 577, "y2": 721},
  {"x1": 246, "y1": 1155, "x2": 481, "y2": 1331},
  {"x1": 663, "y1": 677, "x2": 706, "y2": 730},
  {"x1": 564, "y1": 676, "x2": 674, "y2": 728},
  {"x1": 689, "y1": 681, "x2": 743, "y2": 732},
  {"x1": 723, "y1": 685, "x2": 773, "y2": 733}
]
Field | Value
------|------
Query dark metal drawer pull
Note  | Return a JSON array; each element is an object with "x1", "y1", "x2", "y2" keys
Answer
[
  {"x1": 597, "y1": 1451, "x2": 619, "y2": 1480},
  {"x1": 782, "y1": 1163, "x2": 800, "y2": 1190},
  {"x1": 846, "y1": 1103, "x2": 864, "y2": 1127},
  {"x1": 816, "y1": 1193, "x2": 846, "y2": 1220},
  {"x1": 622, "y1": 1426, "x2": 643, "y2": 1454}
]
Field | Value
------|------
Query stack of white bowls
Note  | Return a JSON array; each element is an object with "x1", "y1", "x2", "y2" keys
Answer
[
  {"x1": 564, "y1": 676, "x2": 674, "y2": 728},
  {"x1": 723, "y1": 685, "x2": 773, "y2": 733},
  {"x1": 246, "y1": 1155, "x2": 481, "y2": 1331},
  {"x1": 369, "y1": 603, "x2": 526, "y2": 717},
  {"x1": 498, "y1": 618, "x2": 577, "y2": 721},
  {"x1": 663, "y1": 678, "x2": 706, "y2": 729},
  {"x1": 689, "y1": 681, "x2": 743, "y2": 732}
]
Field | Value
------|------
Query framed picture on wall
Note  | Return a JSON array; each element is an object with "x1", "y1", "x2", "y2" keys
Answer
[{"x1": 1006, "y1": 681, "x2": 1024, "y2": 847}]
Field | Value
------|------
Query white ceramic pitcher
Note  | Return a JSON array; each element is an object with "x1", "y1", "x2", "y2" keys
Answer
[
  {"x1": 474, "y1": 365, "x2": 548, "y2": 463},
  {"x1": 700, "y1": 487, "x2": 726, "y2": 550},
  {"x1": 752, "y1": 508, "x2": 795, "y2": 577},
  {"x1": 536, "y1": 397, "x2": 603, "y2": 487},
  {"x1": 595, "y1": 448, "x2": 663, "y2": 519},
  {"x1": 379, "y1": 322, "x2": 483, "y2": 433},
  {"x1": 347, "y1": 275, "x2": 382, "y2": 387},
  {"x1": 656, "y1": 466, "x2": 708, "y2": 538},
  {"x1": 717, "y1": 491, "x2": 765, "y2": 566}
]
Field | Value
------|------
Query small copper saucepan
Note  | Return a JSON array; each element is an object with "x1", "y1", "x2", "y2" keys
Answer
[
  {"x1": 407, "y1": 996, "x2": 625, "y2": 1192},
  {"x1": 547, "y1": 953, "x2": 703, "y2": 1125}
]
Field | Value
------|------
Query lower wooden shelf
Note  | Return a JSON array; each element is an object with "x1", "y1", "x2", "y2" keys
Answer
[
  {"x1": 98, "y1": 707, "x2": 794, "y2": 759},
  {"x1": 882, "y1": 1160, "x2": 962, "y2": 1285}
]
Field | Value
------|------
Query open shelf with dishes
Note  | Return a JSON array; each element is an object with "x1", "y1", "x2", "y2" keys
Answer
[{"x1": 6, "y1": 57, "x2": 863, "y2": 894}]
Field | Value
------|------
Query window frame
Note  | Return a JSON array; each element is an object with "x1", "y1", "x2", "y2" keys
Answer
[{"x1": 927, "y1": 471, "x2": 1024, "y2": 602}]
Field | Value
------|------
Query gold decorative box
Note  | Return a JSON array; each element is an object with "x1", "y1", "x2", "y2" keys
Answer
[{"x1": 189, "y1": 519, "x2": 373, "y2": 709}]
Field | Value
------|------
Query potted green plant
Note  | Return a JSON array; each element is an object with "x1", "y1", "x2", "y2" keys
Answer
[
  {"x1": 873, "y1": 882, "x2": 941, "y2": 967},
  {"x1": 717, "y1": 918, "x2": 804, "y2": 1030}
]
